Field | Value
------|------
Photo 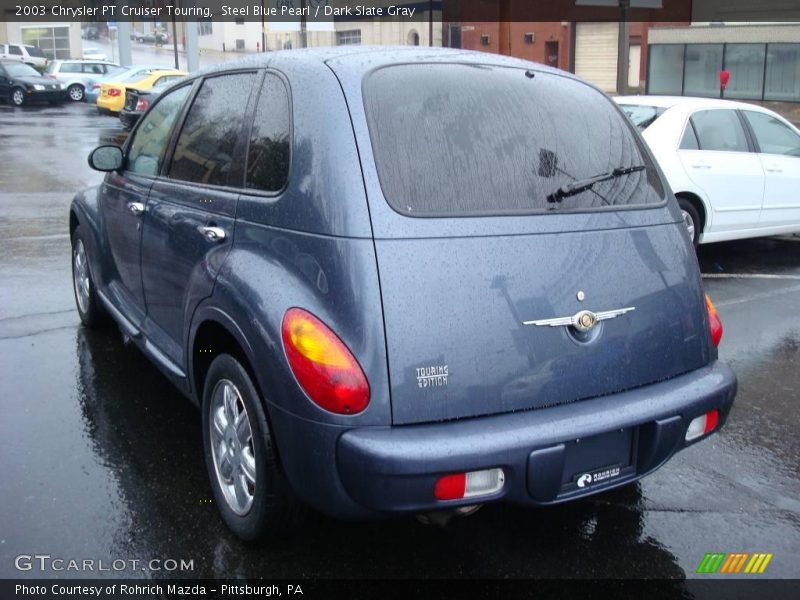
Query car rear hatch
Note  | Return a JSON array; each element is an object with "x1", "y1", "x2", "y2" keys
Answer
[{"x1": 331, "y1": 57, "x2": 713, "y2": 425}]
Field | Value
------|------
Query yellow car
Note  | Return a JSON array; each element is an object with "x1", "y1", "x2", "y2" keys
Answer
[{"x1": 97, "y1": 69, "x2": 186, "y2": 113}]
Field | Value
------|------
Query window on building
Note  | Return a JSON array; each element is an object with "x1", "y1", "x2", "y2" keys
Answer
[
  {"x1": 743, "y1": 111, "x2": 800, "y2": 157},
  {"x1": 337, "y1": 30, "x2": 361, "y2": 46},
  {"x1": 481, "y1": 34, "x2": 490, "y2": 46},
  {"x1": 690, "y1": 110, "x2": 749, "y2": 153},
  {"x1": 21, "y1": 26, "x2": 71, "y2": 60},
  {"x1": 723, "y1": 44, "x2": 766, "y2": 100},
  {"x1": 198, "y1": 20, "x2": 213, "y2": 36},
  {"x1": 236, "y1": 39, "x2": 245, "y2": 51},
  {"x1": 246, "y1": 74, "x2": 291, "y2": 193},
  {"x1": 647, "y1": 45, "x2": 684, "y2": 95},
  {"x1": 765, "y1": 43, "x2": 800, "y2": 102},
  {"x1": 524, "y1": 32, "x2": 534, "y2": 44},
  {"x1": 683, "y1": 44, "x2": 723, "y2": 97},
  {"x1": 168, "y1": 73, "x2": 256, "y2": 187}
]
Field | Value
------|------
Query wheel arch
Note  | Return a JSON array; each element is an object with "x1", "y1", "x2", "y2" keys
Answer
[{"x1": 188, "y1": 307, "x2": 263, "y2": 408}]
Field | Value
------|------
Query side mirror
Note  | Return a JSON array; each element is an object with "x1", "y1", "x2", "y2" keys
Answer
[{"x1": 88, "y1": 145, "x2": 124, "y2": 172}]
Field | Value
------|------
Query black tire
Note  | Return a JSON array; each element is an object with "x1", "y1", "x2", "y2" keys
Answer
[
  {"x1": 202, "y1": 354, "x2": 301, "y2": 540},
  {"x1": 67, "y1": 83, "x2": 84, "y2": 102},
  {"x1": 10, "y1": 87, "x2": 25, "y2": 107},
  {"x1": 71, "y1": 226, "x2": 108, "y2": 328},
  {"x1": 677, "y1": 198, "x2": 701, "y2": 248}
]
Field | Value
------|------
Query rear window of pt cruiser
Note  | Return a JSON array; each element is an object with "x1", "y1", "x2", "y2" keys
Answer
[{"x1": 363, "y1": 63, "x2": 666, "y2": 217}]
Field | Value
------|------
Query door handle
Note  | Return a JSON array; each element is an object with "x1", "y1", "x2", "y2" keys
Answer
[
  {"x1": 198, "y1": 225, "x2": 226, "y2": 243},
  {"x1": 690, "y1": 163, "x2": 711, "y2": 170},
  {"x1": 127, "y1": 201, "x2": 144, "y2": 216},
  {"x1": 765, "y1": 166, "x2": 783, "y2": 173}
]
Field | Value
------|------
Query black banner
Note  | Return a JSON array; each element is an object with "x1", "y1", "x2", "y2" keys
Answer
[
  {"x1": 1, "y1": 0, "x2": 799, "y2": 24},
  {"x1": 3, "y1": 579, "x2": 800, "y2": 600}
]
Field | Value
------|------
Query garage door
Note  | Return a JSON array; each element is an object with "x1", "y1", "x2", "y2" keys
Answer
[{"x1": 575, "y1": 22, "x2": 619, "y2": 93}]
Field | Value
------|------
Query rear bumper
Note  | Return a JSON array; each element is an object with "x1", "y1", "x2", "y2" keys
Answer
[
  {"x1": 271, "y1": 361, "x2": 736, "y2": 518},
  {"x1": 97, "y1": 95, "x2": 123, "y2": 112},
  {"x1": 119, "y1": 109, "x2": 141, "y2": 129}
]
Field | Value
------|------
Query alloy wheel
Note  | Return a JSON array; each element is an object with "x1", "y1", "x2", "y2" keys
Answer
[
  {"x1": 680, "y1": 209, "x2": 696, "y2": 242},
  {"x1": 209, "y1": 379, "x2": 256, "y2": 516},
  {"x1": 72, "y1": 239, "x2": 90, "y2": 315}
]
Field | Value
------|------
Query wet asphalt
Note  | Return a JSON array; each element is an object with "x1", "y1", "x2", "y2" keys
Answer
[{"x1": 0, "y1": 101, "x2": 798, "y2": 581}]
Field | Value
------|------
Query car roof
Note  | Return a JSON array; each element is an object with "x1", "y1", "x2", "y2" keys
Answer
[
  {"x1": 614, "y1": 95, "x2": 763, "y2": 111},
  {"x1": 192, "y1": 45, "x2": 578, "y2": 82}
]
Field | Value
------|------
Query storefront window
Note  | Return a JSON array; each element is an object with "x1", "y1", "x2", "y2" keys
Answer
[
  {"x1": 723, "y1": 44, "x2": 766, "y2": 100},
  {"x1": 648, "y1": 45, "x2": 684, "y2": 95},
  {"x1": 21, "y1": 26, "x2": 71, "y2": 60},
  {"x1": 764, "y1": 44, "x2": 800, "y2": 102},
  {"x1": 683, "y1": 44, "x2": 723, "y2": 97}
]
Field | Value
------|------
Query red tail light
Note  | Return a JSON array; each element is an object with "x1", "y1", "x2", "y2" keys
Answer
[
  {"x1": 108, "y1": 88, "x2": 121, "y2": 97},
  {"x1": 705, "y1": 294, "x2": 723, "y2": 347},
  {"x1": 281, "y1": 308, "x2": 370, "y2": 415},
  {"x1": 434, "y1": 473, "x2": 466, "y2": 500},
  {"x1": 135, "y1": 98, "x2": 149, "y2": 111}
]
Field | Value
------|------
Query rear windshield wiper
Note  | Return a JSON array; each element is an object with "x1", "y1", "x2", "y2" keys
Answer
[{"x1": 547, "y1": 165, "x2": 646, "y2": 204}]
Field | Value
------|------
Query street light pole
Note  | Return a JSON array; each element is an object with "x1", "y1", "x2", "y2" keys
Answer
[{"x1": 617, "y1": 0, "x2": 631, "y2": 95}]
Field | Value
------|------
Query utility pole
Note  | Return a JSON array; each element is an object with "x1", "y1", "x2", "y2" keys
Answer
[
  {"x1": 171, "y1": 0, "x2": 179, "y2": 69},
  {"x1": 616, "y1": 0, "x2": 631, "y2": 95},
  {"x1": 300, "y1": 0, "x2": 307, "y2": 48},
  {"x1": 498, "y1": 0, "x2": 511, "y2": 56},
  {"x1": 428, "y1": 0, "x2": 433, "y2": 47}
]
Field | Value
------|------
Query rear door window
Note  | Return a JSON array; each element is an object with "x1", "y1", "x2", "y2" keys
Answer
[
  {"x1": 9, "y1": 45, "x2": 22, "y2": 56},
  {"x1": 690, "y1": 109, "x2": 749, "y2": 153},
  {"x1": 167, "y1": 72, "x2": 256, "y2": 187},
  {"x1": 743, "y1": 111, "x2": 800, "y2": 157},
  {"x1": 363, "y1": 64, "x2": 663, "y2": 216},
  {"x1": 245, "y1": 73, "x2": 291, "y2": 193},
  {"x1": 679, "y1": 122, "x2": 700, "y2": 150}
]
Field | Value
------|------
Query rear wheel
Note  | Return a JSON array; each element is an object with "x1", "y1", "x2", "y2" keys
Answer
[
  {"x1": 67, "y1": 84, "x2": 84, "y2": 102},
  {"x1": 677, "y1": 198, "x2": 700, "y2": 247},
  {"x1": 10, "y1": 87, "x2": 25, "y2": 107},
  {"x1": 202, "y1": 354, "x2": 301, "y2": 540}
]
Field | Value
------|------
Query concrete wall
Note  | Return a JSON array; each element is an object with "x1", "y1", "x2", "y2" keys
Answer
[{"x1": 649, "y1": 23, "x2": 800, "y2": 44}]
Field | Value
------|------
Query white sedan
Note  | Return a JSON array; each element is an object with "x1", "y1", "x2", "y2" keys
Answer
[{"x1": 615, "y1": 96, "x2": 800, "y2": 246}]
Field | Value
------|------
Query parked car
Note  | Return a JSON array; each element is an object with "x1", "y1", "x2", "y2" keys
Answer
[
  {"x1": 97, "y1": 69, "x2": 186, "y2": 113},
  {"x1": 119, "y1": 76, "x2": 183, "y2": 129},
  {"x1": 135, "y1": 31, "x2": 169, "y2": 45},
  {"x1": 45, "y1": 59, "x2": 119, "y2": 102},
  {"x1": 70, "y1": 48, "x2": 736, "y2": 540},
  {"x1": 82, "y1": 27, "x2": 100, "y2": 40},
  {"x1": 84, "y1": 64, "x2": 178, "y2": 105},
  {"x1": 0, "y1": 60, "x2": 66, "y2": 106},
  {"x1": 0, "y1": 43, "x2": 48, "y2": 69},
  {"x1": 82, "y1": 48, "x2": 108, "y2": 61},
  {"x1": 616, "y1": 96, "x2": 800, "y2": 246}
]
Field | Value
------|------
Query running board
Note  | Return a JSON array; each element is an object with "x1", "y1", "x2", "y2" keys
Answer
[{"x1": 96, "y1": 289, "x2": 141, "y2": 340}]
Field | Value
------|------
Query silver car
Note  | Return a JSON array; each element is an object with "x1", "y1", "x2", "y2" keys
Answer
[{"x1": 45, "y1": 59, "x2": 121, "y2": 102}]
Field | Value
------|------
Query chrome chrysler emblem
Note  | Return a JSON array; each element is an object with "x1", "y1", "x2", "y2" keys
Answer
[{"x1": 523, "y1": 307, "x2": 635, "y2": 332}]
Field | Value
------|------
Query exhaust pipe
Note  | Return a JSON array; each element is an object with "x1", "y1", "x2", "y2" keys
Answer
[{"x1": 416, "y1": 504, "x2": 483, "y2": 527}]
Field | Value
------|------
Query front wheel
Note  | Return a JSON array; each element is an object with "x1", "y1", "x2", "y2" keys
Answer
[
  {"x1": 677, "y1": 199, "x2": 700, "y2": 248},
  {"x1": 10, "y1": 87, "x2": 25, "y2": 107},
  {"x1": 202, "y1": 354, "x2": 301, "y2": 540},
  {"x1": 71, "y1": 226, "x2": 108, "y2": 327},
  {"x1": 67, "y1": 84, "x2": 84, "y2": 102}
]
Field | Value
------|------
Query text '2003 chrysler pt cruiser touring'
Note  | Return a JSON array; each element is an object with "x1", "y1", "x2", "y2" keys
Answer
[{"x1": 70, "y1": 47, "x2": 737, "y2": 540}]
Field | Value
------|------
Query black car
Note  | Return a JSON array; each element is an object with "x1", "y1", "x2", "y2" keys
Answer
[
  {"x1": 0, "y1": 60, "x2": 67, "y2": 106},
  {"x1": 119, "y1": 77, "x2": 179, "y2": 129}
]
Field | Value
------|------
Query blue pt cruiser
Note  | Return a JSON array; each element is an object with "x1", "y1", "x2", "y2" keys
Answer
[{"x1": 69, "y1": 47, "x2": 737, "y2": 540}]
